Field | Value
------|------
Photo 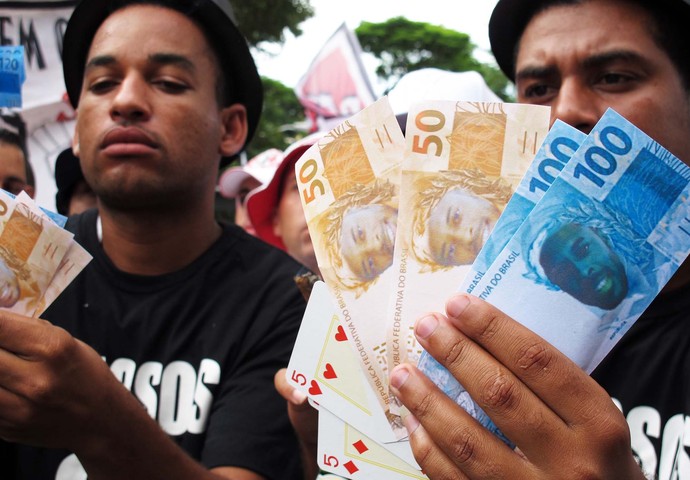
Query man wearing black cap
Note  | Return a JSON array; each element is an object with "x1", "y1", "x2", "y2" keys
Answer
[
  {"x1": 0, "y1": 1, "x2": 305, "y2": 479},
  {"x1": 388, "y1": 1, "x2": 690, "y2": 479}
]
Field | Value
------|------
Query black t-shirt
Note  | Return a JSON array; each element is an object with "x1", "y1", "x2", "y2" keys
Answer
[
  {"x1": 3, "y1": 209, "x2": 306, "y2": 479},
  {"x1": 593, "y1": 282, "x2": 690, "y2": 480}
]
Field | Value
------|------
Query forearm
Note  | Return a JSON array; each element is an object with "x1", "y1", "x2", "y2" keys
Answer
[{"x1": 72, "y1": 379, "x2": 228, "y2": 480}]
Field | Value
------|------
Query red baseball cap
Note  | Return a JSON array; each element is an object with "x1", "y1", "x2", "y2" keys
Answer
[{"x1": 246, "y1": 132, "x2": 323, "y2": 250}]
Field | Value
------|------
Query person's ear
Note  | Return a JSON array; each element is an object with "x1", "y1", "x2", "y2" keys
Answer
[{"x1": 219, "y1": 104, "x2": 248, "y2": 158}]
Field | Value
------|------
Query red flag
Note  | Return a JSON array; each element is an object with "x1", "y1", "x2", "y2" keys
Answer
[{"x1": 294, "y1": 23, "x2": 376, "y2": 130}]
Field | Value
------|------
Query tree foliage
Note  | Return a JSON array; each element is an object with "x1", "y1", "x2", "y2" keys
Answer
[
  {"x1": 232, "y1": 1, "x2": 314, "y2": 158},
  {"x1": 233, "y1": 0, "x2": 314, "y2": 47},
  {"x1": 248, "y1": 77, "x2": 305, "y2": 158},
  {"x1": 355, "y1": 17, "x2": 511, "y2": 100}
]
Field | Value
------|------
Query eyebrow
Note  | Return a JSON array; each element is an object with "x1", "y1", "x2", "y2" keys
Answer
[
  {"x1": 580, "y1": 50, "x2": 648, "y2": 71},
  {"x1": 515, "y1": 64, "x2": 558, "y2": 83},
  {"x1": 85, "y1": 53, "x2": 196, "y2": 73},
  {"x1": 516, "y1": 50, "x2": 649, "y2": 82}
]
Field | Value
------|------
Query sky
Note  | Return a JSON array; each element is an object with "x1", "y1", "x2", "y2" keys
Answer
[{"x1": 253, "y1": 0, "x2": 501, "y2": 95}]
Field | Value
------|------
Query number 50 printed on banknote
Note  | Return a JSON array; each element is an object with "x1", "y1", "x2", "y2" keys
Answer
[
  {"x1": 386, "y1": 101, "x2": 550, "y2": 386},
  {"x1": 295, "y1": 97, "x2": 407, "y2": 438}
]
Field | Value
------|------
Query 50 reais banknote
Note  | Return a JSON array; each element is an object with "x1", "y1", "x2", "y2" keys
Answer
[
  {"x1": 385, "y1": 101, "x2": 550, "y2": 397},
  {"x1": 295, "y1": 97, "x2": 407, "y2": 437}
]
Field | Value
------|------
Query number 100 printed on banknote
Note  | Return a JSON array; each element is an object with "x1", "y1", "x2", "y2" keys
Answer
[{"x1": 421, "y1": 108, "x2": 690, "y2": 445}]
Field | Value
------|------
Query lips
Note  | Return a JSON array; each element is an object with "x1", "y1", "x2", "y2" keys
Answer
[
  {"x1": 596, "y1": 275, "x2": 612, "y2": 294},
  {"x1": 101, "y1": 127, "x2": 159, "y2": 154},
  {"x1": 584, "y1": 268, "x2": 613, "y2": 297}
]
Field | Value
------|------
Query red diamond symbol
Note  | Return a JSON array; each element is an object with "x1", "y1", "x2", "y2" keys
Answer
[
  {"x1": 344, "y1": 460, "x2": 359, "y2": 474},
  {"x1": 353, "y1": 439, "x2": 368, "y2": 454}
]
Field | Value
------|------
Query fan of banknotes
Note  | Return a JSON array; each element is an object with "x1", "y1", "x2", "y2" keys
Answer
[
  {"x1": 286, "y1": 97, "x2": 690, "y2": 479},
  {"x1": 0, "y1": 190, "x2": 91, "y2": 318}
]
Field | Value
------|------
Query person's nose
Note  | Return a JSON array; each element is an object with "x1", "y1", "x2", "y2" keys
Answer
[
  {"x1": 110, "y1": 74, "x2": 151, "y2": 123},
  {"x1": 550, "y1": 78, "x2": 601, "y2": 134}
]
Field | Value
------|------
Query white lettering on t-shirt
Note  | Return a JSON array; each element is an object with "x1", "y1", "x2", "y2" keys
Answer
[
  {"x1": 133, "y1": 361, "x2": 163, "y2": 418},
  {"x1": 618, "y1": 397, "x2": 690, "y2": 479},
  {"x1": 56, "y1": 358, "x2": 220, "y2": 478},
  {"x1": 109, "y1": 358, "x2": 220, "y2": 435}
]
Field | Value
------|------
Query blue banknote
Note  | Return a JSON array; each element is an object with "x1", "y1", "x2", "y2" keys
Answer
[
  {"x1": 0, "y1": 46, "x2": 25, "y2": 108},
  {"x1": 460, "y1": 120, "x2": 586, "y2": 295},
  {"x1": 419, "y1": 109, "x2": 690, "y2": 446}
]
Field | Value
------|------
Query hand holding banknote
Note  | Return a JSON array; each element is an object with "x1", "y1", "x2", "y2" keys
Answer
[
  {"x1": 0, "y1": 309, "x2": 132, "y2": 450},
  {"x1": 390, "y1": 294, "x2": 646, "y2": 480}
]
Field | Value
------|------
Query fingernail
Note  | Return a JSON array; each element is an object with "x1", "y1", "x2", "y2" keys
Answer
[
  {"x1": 403, "y1": 413, "x2": 420, "y2": 435},
  {"x1": 291, "y1": 388, "x2": 307, "y2": 404},
  {"x1": 447, "y1": 295, "x2": 470, "y2": 319},
  {"x1": 415, "y1": 314, "x2": 438, "y2": 339},
  {"x1": 390, "y1": 366, "x2": 410, "y2": 390}
]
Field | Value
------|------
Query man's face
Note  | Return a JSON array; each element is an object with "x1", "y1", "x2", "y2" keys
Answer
[
  {"x1": 428, "y1": 188, "x2": 500, "y2": 266},
  {"x1": 73, "y1": 5, "x2": 242, "y2": 210},
  {"x1": 515, "y1": 0, "x2": 690, "y2": 166},
  {"x1": 339, "y1": 204, "x2": 397, "y2": 280},
  {"x1": 0, "y1": 143, "x2": 31, "y2": 197},
  {"x1": 273, "y1": 170, "x2": 319, "y2": 274},
  {"x1": 540, "y1": 223, "x2": 628, "y2": 309}
]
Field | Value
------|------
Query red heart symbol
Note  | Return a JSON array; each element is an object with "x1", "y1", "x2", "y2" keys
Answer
[
  {"x1": 335, "y1": 325, "x2": 347, "y2": 342},
  {"x1": 323, "y1": 363, "x2": 337, "y2": 379},
  {"x1": 308, "y1": 380, "x2": 322, "y2": 396}
]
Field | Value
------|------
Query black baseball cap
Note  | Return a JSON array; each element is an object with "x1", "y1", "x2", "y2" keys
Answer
[
  {"x1": 62, "y1": 0, "x2": 263, "y2": 148},
  {"x1": 489, "y1": 0, "x2": 690, "y2": 82}
]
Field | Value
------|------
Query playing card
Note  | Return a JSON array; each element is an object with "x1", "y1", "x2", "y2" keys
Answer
[
  {"x1": 287, "y1": 281, "x2": 403, "y2": 443},
  {"x1": 318, "y1": 406, "x2": 426, "y2": 480}
]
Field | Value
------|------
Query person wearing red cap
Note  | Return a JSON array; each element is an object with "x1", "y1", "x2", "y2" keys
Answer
[
  {"x1": 0, "y1": 1, "x2": 305, "y2": 479},
  {"x1": 387, "y1": 1, "x2": 690, "y2": 480},
  {"x1": 247, "y1": 133, "x2": 323, "y2": 277},
  {"x1": 218, "y1": 149, "x2": 283, "y2": 236}
]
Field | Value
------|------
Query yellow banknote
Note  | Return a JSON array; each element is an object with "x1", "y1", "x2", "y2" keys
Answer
[
  {"x1": 386, "y1": 101, "x2": 551, "y2": 384},
  {"x1": 14, "y1": 192, "x2": 92, "y2": 315},
  {"x1": 295, "y1": 97, "x2": 405, "y2": 437},
  {"x1": 0, "y1": 190, "x2": 76, "y2": 316}
]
